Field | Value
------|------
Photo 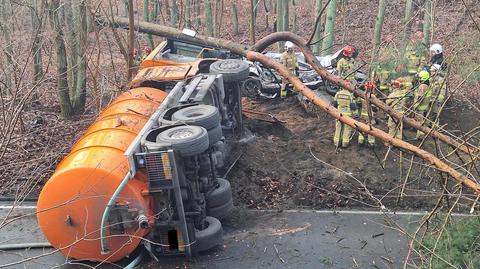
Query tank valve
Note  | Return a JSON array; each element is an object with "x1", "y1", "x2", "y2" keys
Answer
[{"x1": 137, "y1": 214, "x2": 149, "y2": 229}]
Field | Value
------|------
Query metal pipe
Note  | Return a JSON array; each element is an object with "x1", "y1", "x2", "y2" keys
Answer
[
  {"x1": 0, "y1": 242, "x2": 52, "y2": 250},
  {"x1": 100, "y1": 171, "x2": 133, "y2": 255}
]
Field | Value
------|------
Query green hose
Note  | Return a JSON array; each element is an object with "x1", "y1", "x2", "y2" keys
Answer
[{"x1": 100, "y1": 171, "x2": 133, "y2": 255}]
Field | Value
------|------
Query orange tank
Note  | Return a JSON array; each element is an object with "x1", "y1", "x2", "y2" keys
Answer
[{"x1": 37, "y1": 87, "x2": 168, "y2": 262}]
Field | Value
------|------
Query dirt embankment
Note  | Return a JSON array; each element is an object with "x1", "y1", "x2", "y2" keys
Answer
[{"x1": 229, "y1": 97, "x2": 480, "y2": 211}]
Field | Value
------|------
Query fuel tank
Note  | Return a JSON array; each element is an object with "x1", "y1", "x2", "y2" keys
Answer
[{"x1": 37, "y1": 87, "x2": 168, "y2": 262}]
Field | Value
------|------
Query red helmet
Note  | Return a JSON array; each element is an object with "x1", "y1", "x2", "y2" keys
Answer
[
  {"x1": 143, "y1": 46, "x2": 152, "y2": 54},
  {"x1": 391, "y1": 79, "x2": 402, "y2": 88},
  {"x1": 342, "y1": 46, "x2": 355, "y2": 57},
  {"x1": 365, "y1": 81, "x2": 375, "y2": 91}
]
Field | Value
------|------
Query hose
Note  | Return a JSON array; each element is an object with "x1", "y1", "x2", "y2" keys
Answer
[
  {"x1": 124, "y1": 252, "x2": 144, "y2": 269},
  {"x1": 100, "y1": 171, "x2": 133, "y2": 255},
  {"x1": 0, "y1": 242, "x2": 52, "y2": 250}
]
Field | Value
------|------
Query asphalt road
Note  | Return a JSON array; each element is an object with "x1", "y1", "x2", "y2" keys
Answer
[{"x1": 0, "y1": 205, "x2": 424, "y2": 269}]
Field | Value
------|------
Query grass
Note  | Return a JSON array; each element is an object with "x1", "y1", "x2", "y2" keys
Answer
[{"x1": 420, "y1": 216, "x2": 480, "y2": 269}]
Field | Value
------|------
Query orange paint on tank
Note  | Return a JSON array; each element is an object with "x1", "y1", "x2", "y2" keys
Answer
[{"x1": 37, "y1": 87, "x2": 168, "y2": 262}]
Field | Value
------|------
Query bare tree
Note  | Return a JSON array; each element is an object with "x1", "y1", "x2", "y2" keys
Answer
[
  {"x1": 0, "y1": 0, "x2": 14, "y2": 95},
  {"x1": 232, "y1": 0, "x2": 239, "y2": 35},
  {"x1": 185, "y1": 0, "x2": 191, "y2": 28},
  {"x1": 312, "y1": 0, "x2": 323, "y2": 55},
  {"x1": 143, "y1": 0, "x2": 154, "y2": 48},
  {"x1": 30, "y1": 0, "x2": 44, "y2": 85},
  {"x1": 372, "y1": 0, "x2": 386, "y2": 61},
  {"x1": 422, "y1": 0, "x2": 433, "y2": 50},
  {"x1": 321, "y1": 0, "x2": 336, "y2": 56},
  {"x1": 205, "y1": 0, "x2": 213, "y2": 36},
  {"x1": 249, "y1": 0, "x2": 255, "y2": 44}
]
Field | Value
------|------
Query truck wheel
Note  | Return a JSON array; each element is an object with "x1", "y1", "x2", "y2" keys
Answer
[
  {"x1": 206, "y1": 178, "x2": 232, "y2": 208},
  {"x1": 207, "y1": 125, "x2": 223, "y2": 146},
  {"x1": 242, "y1": 77, "x2": 262, "y2": 98},
  {"x1": 156, "y1": 125, "x2": 209, "y2": 156},
  {"x1": 194, "y1": 216, "x2": 223, "y2": 253},
  {"x1": 325, "y1": 80, "x2": 339, "y2": 96},
  {"x1": 207, "y1": 198, "x2": 233, "y2": 220},
  {"x1": 172, "y1": 105, "x2": 221, "y2": 130},
  {"x1": 209, "y1": 59, "x2": 249, "y2": 83}
]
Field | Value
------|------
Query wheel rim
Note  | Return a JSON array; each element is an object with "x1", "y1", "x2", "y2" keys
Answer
[
  {"x1": 244, "y1": 80, "x2": 260, "y2": 97},
  {"x1": 218, "y1": 61, "x2": 240, "y2": 70},
  {"x1": 170, "y1": 129, "x2": 194, "y2": 139}
]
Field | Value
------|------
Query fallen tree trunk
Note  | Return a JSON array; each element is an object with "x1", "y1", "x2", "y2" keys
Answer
[
  {"x1": 96, "y1": 16, "x2": 480, "y2": 193},
  {"x1": 247, "y1": 50, "x2": 480, "y2": 193},
  {"x1": 96, "y1": 15, "x2": 248, "y2": 55}
]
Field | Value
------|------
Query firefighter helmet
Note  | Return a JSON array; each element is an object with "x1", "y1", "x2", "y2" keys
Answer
[
  {"x1": 418, "y1": 70, "x2": 430, "y2": 82},
  {"x1": 342, "y1": 46, "x2": 355, "y2": 57},
  {"x1": 430, "y1": 43, "x2": 443, "y2": 55},
  {"x1": 285, "y1": 41, "x2": 295, "y2": 51}
]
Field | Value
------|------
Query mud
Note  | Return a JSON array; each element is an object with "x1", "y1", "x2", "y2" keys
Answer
[{"x1": 229, "y1": 96, "x2": 480, "y2": 211}]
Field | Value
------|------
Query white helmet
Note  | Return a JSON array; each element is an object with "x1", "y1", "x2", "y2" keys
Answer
[
  {"x1": 285, "y1": 41, "x2": 295, "y2": 50},
  {"x1": 430, "y1": 64, "x2": 441, "y2": 72},
  {"x1": 430, "y1": 43, "x2": 443, "y2": 54}
]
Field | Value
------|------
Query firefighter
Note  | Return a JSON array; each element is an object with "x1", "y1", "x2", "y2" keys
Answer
[
  {"x1": 386, "y1": 80, "x2": 408, "y2": 140},
  {"x1": 358, "y1": 81, "x2": 377, "y2": 146},
  {"x1": 332, "y1": 87, "x2": 357, "y2": 148},
  {"x1": 430, "y1": 43, "x2": 448, "y2": 74},
  {"x1": 429, "y1": 64, "x2": 447, "y2": 125},
  {"x1": 372, "y1": 65, "x2": 391, "y2": 97},
  {"x1": 336, "y1": 46, "x2": 356, "y2": 83},
  {"x1": 414, "y1": 70, "x2": 432, "y2": 139},
  {"x1": 142, "y1": 46, "x2": 152, "y2": 61},
  {"x1": 280, "y1": 41, "x2": 299, "y2": 98}
]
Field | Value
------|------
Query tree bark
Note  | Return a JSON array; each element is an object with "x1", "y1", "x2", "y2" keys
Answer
[
  {"x1": 31, "y1": 0, "x2": 44, "y2": 85},
  {"x1": 98, "y1": 17, "x2": 479, "y2": 156},
  {"x1": 171, "y1": 0, "x2": 178, "y2": 26},
  {"x1": 127, "y1": 0, "x2": 135, "y2": 80},
  {"x1": 291, "y1": 0, "x2": 297, "y2": 33},
  {"x1": 143, "y1": 0, "x2": 154, "y2": 48},
  {"x1": 249, "y1": 0, "x2": 255, "y2": 44},
  {"x1": 0, "y1": 0, "x2": 14, "y2": 95},
  {"x1": 72, "y1": 0, "x2": 87, "y2": 114},
  {"x1": 422, "y1": 0, "x2": 432, "y2": 50},
  {"x1": 321, "y1": 0, "x2": 336, "y2": 56},
  {"x1": 64, "y1": 1, "x2": 77, "y2": 99},
  {"x1": 401, "y1": 0, "x2": 413, "y2": 56},
  {"x1": 48, "y1": 0, "x2": 74, "y2": 118},
  {"x1": 312, "y1": 0, "x2": 322, "y2": 55},
  {"x1": 185, "y1": 0, "x2": 191, "y2": 28},
  {"x1": 372, "y1": 0, "x2": 386, "y2": 62},
  {"x1": 205, "y1": 0, "x2": 213, "y2": 36},
  {"x1": 232, "y1": 1, "x2": 239, "y2": 35}
]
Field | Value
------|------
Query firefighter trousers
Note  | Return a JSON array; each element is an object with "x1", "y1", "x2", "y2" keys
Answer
[{"x1": 334, "y1": 120, "x2": 352, "y2": 147}]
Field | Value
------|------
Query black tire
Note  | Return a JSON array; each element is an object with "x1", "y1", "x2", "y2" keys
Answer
[
  {"x1": 209, "y1": 59, "x2": 249, "y2": 83},
  {"x1": 194, "y1": 216, "x2": 223, "y2": 253},
  {"x1": 172, "y1": 105, "x2": 220, "y2": 130},
  {"x1": 207, "y1": 198, "x2": 234, "y2": 220},
  {"x1": 156, "y1": 125, "x2": 209, "y2": 156},
  {"x1": 242, "y1": 77, "x2": 262, "y2": 98},
  {"x1": 207, "y1": 125, "x2": 223, "y2": 146},
  {"x1": 206, "y1": 178, "x2": 232, "y2": 208},
  {"x1": 325, "y1": 80, "x2": 339, "y2": 96}
]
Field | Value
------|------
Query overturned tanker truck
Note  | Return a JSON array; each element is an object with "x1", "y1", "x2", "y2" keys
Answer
[{"x1": 36, "y1": 41, "x2": 249, "y2": 263}]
